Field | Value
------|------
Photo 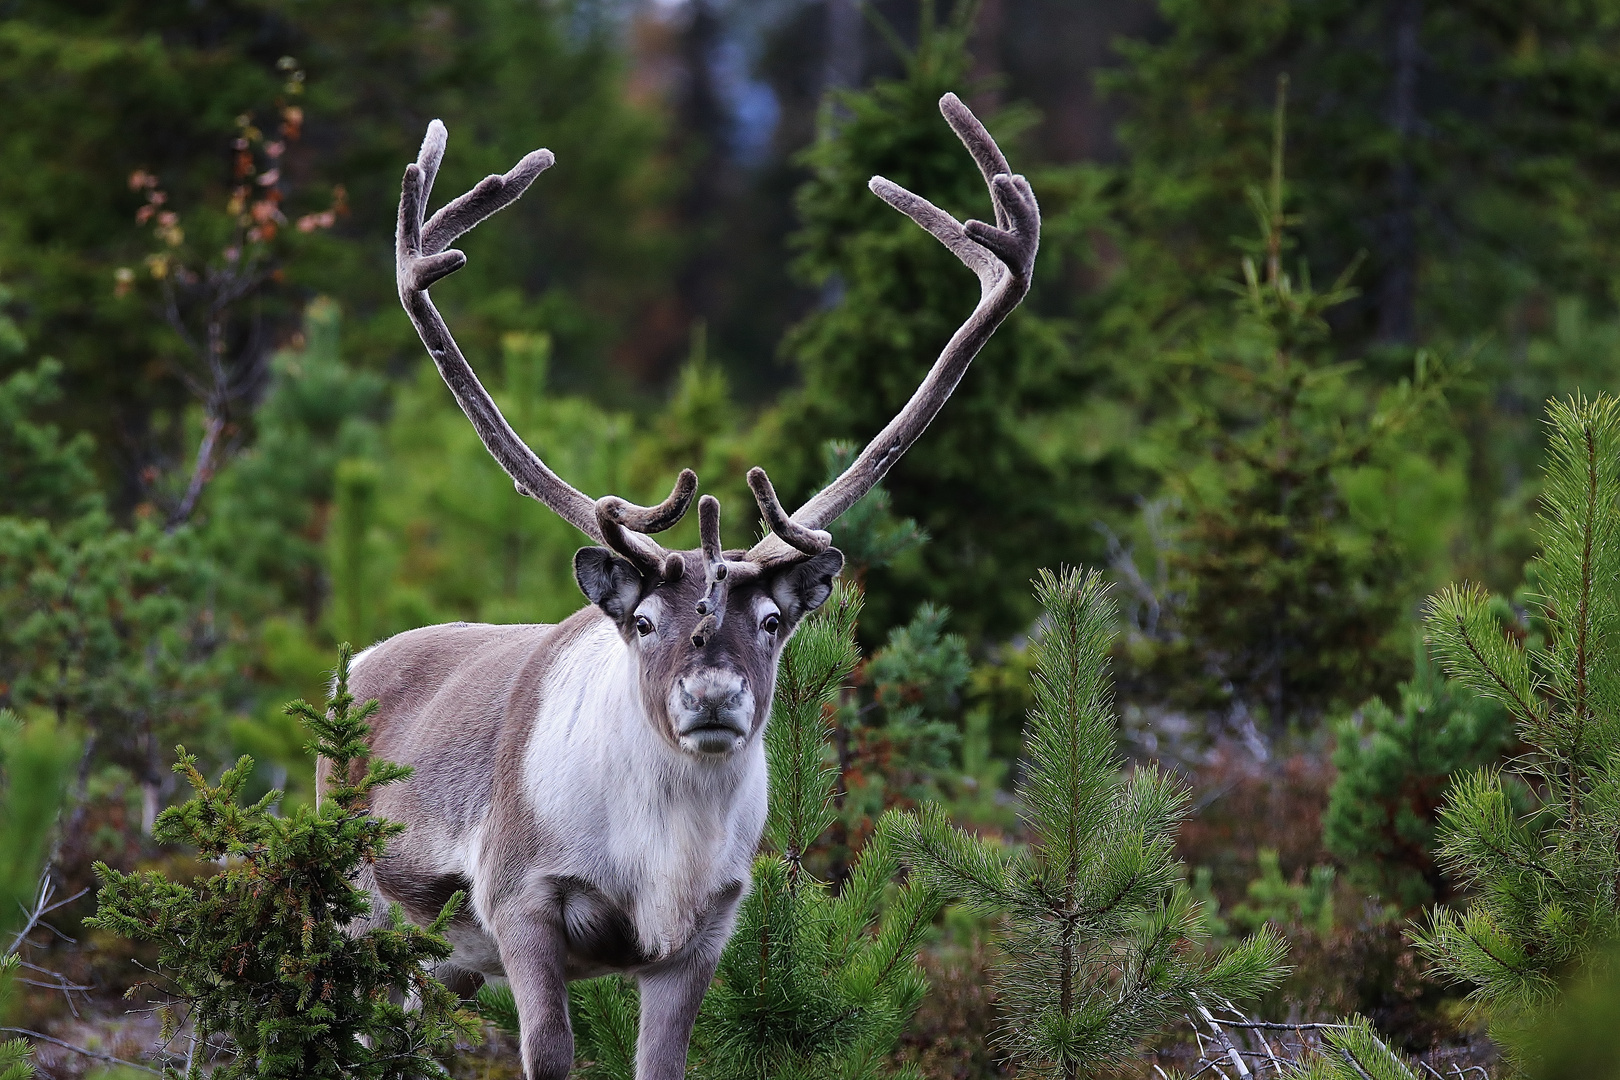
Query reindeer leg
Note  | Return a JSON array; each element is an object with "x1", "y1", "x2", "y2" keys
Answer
[
  {"x1": 491, "y1": 908, "x2": 574, "y2": 1080},
  {"x1": 634, "y1": 881, "x2": 740, "y2": 1080},
  {"x1": 634, "y1": 950, "x2": 718, "y2": 1080}
]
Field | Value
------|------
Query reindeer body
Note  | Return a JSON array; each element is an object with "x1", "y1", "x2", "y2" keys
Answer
[
  {"x1": 382, "y1": 94, "x2": 1038, "y2": 1078},
  {"x1": 344, "y1": 613, "x2": 762, "y2": 976}
]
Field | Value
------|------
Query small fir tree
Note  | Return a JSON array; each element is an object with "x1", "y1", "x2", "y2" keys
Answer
[
  {"x1": 898, "y1": 567, "x2": 1287, "y2": 1077},
  {"x1": 1414, "y1": 392, "x2": 1620, "y2": 1047},
  {"x1": 89, "y1": 647, "x2": 477, "y2": 1080},
  {"x1": 1132, "y1": 81, "x2": 1448, "y2": 736},
  {"x1": 1324, "y1": 641, "x2": 1512, "y2": 910}
]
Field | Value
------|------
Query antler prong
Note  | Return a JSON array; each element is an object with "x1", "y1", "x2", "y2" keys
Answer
[
  {"x1": 593, "y1": 470, "x2": 698, "y2": 579},
  {"x1": 692, "y1": 495, "x2": 727, "y2": 645},
  {"x1": 868, "y1": 176, "x2": 1000, "y2": 286},
  {"x1": 939, "y1": 92, "x2": 1011, "y2": 218},
  {"x1": 747, "y1": 468, "x2": 830, "y2": 555},
  {"x1": 745, "y1": 93, "x2": 1040, "y2": 564},
  {"x1": 397, "y1": 121, "x2": 608, "y2": 548},
  {"x1": 598, "y1": 469, "x2": 698, "y2": 534},
  {"x1": 422, "y1": 148, "x2": 554, "y2": 256}
]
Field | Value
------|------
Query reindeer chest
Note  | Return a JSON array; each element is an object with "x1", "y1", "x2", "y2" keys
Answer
[{"x1": 592, "y1": 763, "x2": 763, "y2": 963}]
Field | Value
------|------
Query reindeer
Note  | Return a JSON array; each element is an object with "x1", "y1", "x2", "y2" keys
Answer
[{"x1": 339, "y1": 93, "x2": 1038, "y2": 1080}]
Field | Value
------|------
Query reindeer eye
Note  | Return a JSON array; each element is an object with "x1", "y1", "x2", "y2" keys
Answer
[
  {"x1": 635, "y1": 615, "x2": 655, "y2": 637},
  {"x1": 761, "y1": 613, "x2": 781, "y2": 635}
]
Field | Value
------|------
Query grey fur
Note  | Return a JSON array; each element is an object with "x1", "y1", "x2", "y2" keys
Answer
[{"x1": 382, "y1": 95, "x2": 1035, "y2": 1080}]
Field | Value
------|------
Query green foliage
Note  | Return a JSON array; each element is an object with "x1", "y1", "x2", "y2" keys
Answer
[
  {"x1": 1414, "y1": 393, "x2": 1620, "y2": 1048},
  {"x1": 0, "y1": 709, "x2": 66, "y2": 1080},
  {"x1": 693, "y1": 582, "x2": 943, "y2": 1080},
  {"x1": 0, "y1": 709, "x2": 73, "y2": 1080},
  {"x1": 1100, "y1": 0, "x2": 1620, "y2": 590},
  {"x1": 0, "y1": 1028, "x2": 32, "y2": 1080},
  {"x1": 1127, "y1": 88, "x2": 1450, "y2": 732},
  {"x1": 204, "y1": 298, "x2": 387, "y2": 626},
  {"x1": 0, "y1": 0, "x2": 675, "y2": 495},
  {"x1": 1225, "y1": 849, "x2": 1335, "y2": 939},
  {"x1": 1272, "y1": 1015, "x2": 1422, "y2": 1080},
  {"x1": 88, "y1": 647, "x2": 477, "y2": 1080},
  {"x1": 1324, "y1": 641, "x2": 1513, "y2": 909},
  {"x1": 834, "y1": 604, "x2": 970, "y2": 840},
  {"x1": 0, "y1": 711, "x2": 77, "y2": 933},
  {"x1": 0, "y1": 340, "x2": 229, "y2": 825},
  {"x1": 812, "y1": 442, "x2": 927, "y2": 585},
  {"x1": 1516, "y1": 943, "x2": 1620, "y2": 1079},
  {"x1": 898, "y1": 568, "x2": 1287, "y2": 1076},
  {"x1": 553, "y1": 584, "x2": 943, "y2": 1080}
]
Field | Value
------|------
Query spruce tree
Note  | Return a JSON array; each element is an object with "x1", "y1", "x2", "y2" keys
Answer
[
  {"x1": 897, "y1": 567, "x2": 1286, "y2": 1077},
  {"x1": 89, "y1": 647, "x2": 477, "y2": 1080},
  {"x1": 1128, "y1": 83, "x2": 1449, "y2": 734},
  {"x1": 1414, "y1": 393, "x2": 1620, "y2": 1048},
  {"x1": 1323, "y1": 641, "x2": 1512, "y2": 910}
]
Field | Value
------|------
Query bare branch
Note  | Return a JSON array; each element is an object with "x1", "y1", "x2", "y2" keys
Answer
[{"x1": 0, "y1": 1028, "x2": 161, "y2": 1075}]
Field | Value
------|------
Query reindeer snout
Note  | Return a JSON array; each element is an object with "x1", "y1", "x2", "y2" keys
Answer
[{"x1": 671, "y1": 670, "x2": 753, "y2": 755}]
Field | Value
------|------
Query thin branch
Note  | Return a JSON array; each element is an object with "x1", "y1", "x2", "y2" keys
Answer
[{"x1": 0, "y1": 1028, "x2": 162, "y2": 1074}]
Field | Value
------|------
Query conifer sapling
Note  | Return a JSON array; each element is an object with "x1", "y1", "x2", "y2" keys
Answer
[
  {"x1": 89, "y1": 646, "x2": 477, "y2": 1079},
  {"x1": 1415, "y1": 393, "x2": 1620, "y2": 1047},
  {"x1": 897, "y1": 567, "x2": 1287, "y2": 1077}
]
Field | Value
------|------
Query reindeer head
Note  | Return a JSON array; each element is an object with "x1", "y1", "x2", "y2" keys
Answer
[{"x1": 395, "y1": 95, "x2": 1038, "y2": 759}]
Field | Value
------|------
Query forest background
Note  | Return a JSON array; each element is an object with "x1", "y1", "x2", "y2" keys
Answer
[{"x1": 5, "y1": 0, "x2": 1620, "y2": 1074}]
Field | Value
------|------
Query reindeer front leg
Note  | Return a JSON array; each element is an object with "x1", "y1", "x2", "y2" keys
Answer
[
  {"x1": 491, "y1": 907, "x2": 575, "y2": 1080},
  {"x1": 635, "y1": 950, "x2": 719, "y2": 1080},
  {"x1": 635, "y1": 881, "x2": 741, "y2": 1080}
]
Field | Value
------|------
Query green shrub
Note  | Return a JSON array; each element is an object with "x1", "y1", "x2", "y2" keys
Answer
[
  {"x1": 1324, "y1": 642, "x2": 1512, "y2": 910},
  {"x1": 898, "y1": 568, "x2": 1287, "y2": 1076},
  {"x1": 88, "y1": 647, "x2": 477, "y2": 1079}
]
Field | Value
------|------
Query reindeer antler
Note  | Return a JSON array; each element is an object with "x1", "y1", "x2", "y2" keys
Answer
[
  {"x1": 396, "y1": 120, "x2": 694, "y2": 573},
  {"x1": 745, "y1": 93, "x2": 1039, "y2": 566},
  {"x1": 397, "y1": 97, "x2": 1036, "y2": 602}
]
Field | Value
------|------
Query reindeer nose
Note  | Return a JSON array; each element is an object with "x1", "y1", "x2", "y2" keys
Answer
[{"x1": 678, "y1": 671, "x2": 748, "y2": 716}]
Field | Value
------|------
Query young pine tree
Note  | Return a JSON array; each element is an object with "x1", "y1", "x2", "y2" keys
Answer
[
  {"x1": 89, "y1": 647, "x2": 477, "y2": 1080},
  {"x1": 1413, "y1": 393, "x2": 1620, "y2": 1046},
  {"x1": 1323, "y1": 640, "x2": 1512, "y2": 910},
  {"x1": 898, "y1": 568, "x2": 1286, "y2": 1077}
]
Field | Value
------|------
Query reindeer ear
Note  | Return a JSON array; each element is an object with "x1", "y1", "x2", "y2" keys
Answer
[
  {"x1": 770, "y1": 548, "x2": 845, "y2": 623},
  {"x1": 574, "y1": 547, "x2": 645, "y2": 621}
]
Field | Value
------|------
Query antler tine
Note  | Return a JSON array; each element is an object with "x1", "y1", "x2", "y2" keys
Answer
[
  {"x1": 745, "y1": 93, "x2": 1039, "y2": 563},
  {"x1": 421, "y1": 148, "x2": 554, "y2": 256},
  {"x1": 396, "y1": 120, "x2": 606, "y2": 545},
  {"x1": 747, "y1": 467, "x2": 830, "y2": 555},
  {"x1": 593, "y1": 469, "x2": 699, "y2": 580},
  {"x1": 599, "y1": 469, "x2": 699, "y2": 534},
  {"x1": 939, "y1": 92, "x2": 1012, "y2": 227},
  {"x1": 691, "y1": 495, "x2": 728, "y2": 646}
]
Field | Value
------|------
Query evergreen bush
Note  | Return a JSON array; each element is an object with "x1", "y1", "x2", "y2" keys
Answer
[
  {"x1": 898, "y1": 567, "x2": 1287, "y2": 1077},
  {"x1": 1415, "y1": 392, "x2": 1620, "y2": 1050},
  {"x1": 88, "y1": 647, "x2": 476, "y2": 1079},
  {"x1": 1324, "y1": 642, "x2": 1512, "y2": 910}
]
